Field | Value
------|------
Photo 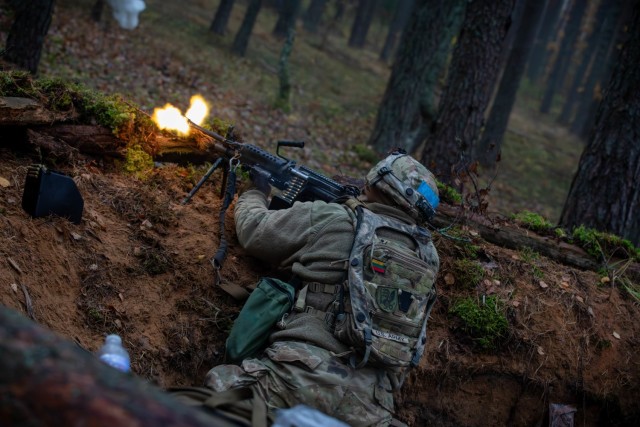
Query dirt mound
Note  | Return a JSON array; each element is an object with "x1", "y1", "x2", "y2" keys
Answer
[{"x1": 1, "y1": 147, "x2": 639, "y2": 426}]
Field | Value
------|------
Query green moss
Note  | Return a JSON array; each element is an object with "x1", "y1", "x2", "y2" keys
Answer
[
  {"x1": 571, "y1": 225, "x2": 640, "y2": 261},
  {"x1": 352, "y1": 144, "x2": 379, "y2": 164},
  {"x1": 0, "y1": 70, "x2": 152, "y2": 136},
  {"x1": 453, "y1": 258, "x2": 484, "y2": 289},
  {"x1": 204, "y1": 117, "x2": 234, "y2": 138},
  {"x1": 436, "y1": 180, "x2": 462, "y2": 205},
  {"x1": 518, "y1": 247, "x2": 544, "y2": 279},
  {"x1": 519, "y1": 246, "x2": 540, "y2": 263},
  {"x1": 78, "y1": 91, "x2": 136, "y2": 131},
  {"x1": 87, "y1": 307, "x2": 104, "y2": 323},
  {"x1": 450, "y1": 296, "x2": 509, "y2": 350},
  {"x1": 511, "y1": 210, "x2": 553, "y2": 232},
  {"x1": 554, "y1": 227, "x2": 567, "y2": 239},
  {"x1": 123, "y1": 145, "x2": 154, "y2": 177}
]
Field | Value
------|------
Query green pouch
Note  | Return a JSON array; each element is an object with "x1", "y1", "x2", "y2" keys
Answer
[{"x1": 225, "y1": 277, "x2": 295, "y2": 364}]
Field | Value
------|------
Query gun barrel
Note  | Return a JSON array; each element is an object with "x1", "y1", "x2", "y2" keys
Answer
[{"x1": 187, "y1": 120, "x2": 227, "y2": 143}]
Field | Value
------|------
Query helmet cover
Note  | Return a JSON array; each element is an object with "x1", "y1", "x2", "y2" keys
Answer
[{"x1": 366, "y1": 153, "x2": 439, "y2": 222}]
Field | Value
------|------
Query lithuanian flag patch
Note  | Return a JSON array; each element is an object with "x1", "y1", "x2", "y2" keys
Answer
[{"x1": 372, "y1": 259, "x2": 386, "y2": 274}]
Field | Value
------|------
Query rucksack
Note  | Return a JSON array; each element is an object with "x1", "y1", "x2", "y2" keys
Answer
[{"x1": 333, "y1": 202, "x2": 438, "y2": 369}]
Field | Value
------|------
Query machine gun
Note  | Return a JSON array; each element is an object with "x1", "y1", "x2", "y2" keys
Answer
[
  {"x1": 183, "y1": 121, "x2": 360, "y2": 209},
  {"x1": 182, "y1": 121, "x2": 360, "y2": 290}
]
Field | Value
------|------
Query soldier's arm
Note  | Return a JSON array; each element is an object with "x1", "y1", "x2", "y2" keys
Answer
[{"x1": 233, "y1": 190, "x2": 312, "y2": 265}]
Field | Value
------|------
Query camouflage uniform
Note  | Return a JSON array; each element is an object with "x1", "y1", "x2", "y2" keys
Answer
[{"x1": 205, "y1": 154, "x2": 440, "y2": 426}]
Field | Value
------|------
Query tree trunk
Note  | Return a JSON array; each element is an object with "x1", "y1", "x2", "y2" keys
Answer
[
  {"x1": 379, "y1": 0, "x2": 414, "y2": 62},
  {"x1": 347, "y1": 0, "x2": 378, "y2": 48},
  {"x1": 539, "y1": 0, "x2": 588, "y2": 115},
  {"x1": 0, "y1": 306, "x2": 246, "y2": 427},
  {"x1": 302, "y1": 0, "x2": 328, "y2": 33},
  {"x1": 231, "y1": 0, "x2": 263, "y2": 56},
  {"x1": 409, "y1": 1, "x2": 466, "y2": 154},
  {"x1": 318, "y1": 0, "x2": 348, "y2": 49},
  {"x1": 91, "y1": 0, "x2": 105, "y2": 22},
  {"x1": 272, "y1": 0, "x2": 301, "y2": 39},
  {"x1": 420, "y1": 0, "x2": 514, "y2": 185},
  {"x1": 210, "y1": 0, "x2": 236, "y2": 35},
  {"x1": 368, "y1": 0, "x2": 466, "y2": 154},
  {"x1": 477, "y1": 0, "x2": 546, "y2": 167},
  {"x1": 275, "y1": 28, "x2": 296, "y2": 112},
  {"x1": 557, "y1": 1, "x2": 612, "y2": 125},
  {"x1": 571, "y1": 2, "x2": 625, "y2": 137},
  {"x1": 1, "y1": 0, "x2": 56, "y2": 75},
  {"x1": 526, "y1": 0, "x2": 563, "y2": 84},
  {"x1": 560, "y1": 2, "x2": 640, "y2": 246}
]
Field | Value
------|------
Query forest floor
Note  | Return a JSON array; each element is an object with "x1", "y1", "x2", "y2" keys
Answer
[{"x1": 1, "y1": 1, "x2": 639, "y2": 426}]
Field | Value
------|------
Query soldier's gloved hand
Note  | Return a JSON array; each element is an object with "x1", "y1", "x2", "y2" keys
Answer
[{"x1": 249, "y1": 168, "x2": 271, "y2": 196}]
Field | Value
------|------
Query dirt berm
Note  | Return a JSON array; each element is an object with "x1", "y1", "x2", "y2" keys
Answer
[{"x1": 0, "y1": 146, "x2": 639, "y2": 426}]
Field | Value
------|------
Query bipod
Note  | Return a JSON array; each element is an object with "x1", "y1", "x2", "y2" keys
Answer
[{"x1": 181, "y1": 157, "x2": 227, "y2": 205}]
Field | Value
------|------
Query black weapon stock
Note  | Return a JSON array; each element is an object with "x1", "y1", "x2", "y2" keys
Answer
[{"x1": 186, "y1": 121, "x2": 360, "y2": 209}]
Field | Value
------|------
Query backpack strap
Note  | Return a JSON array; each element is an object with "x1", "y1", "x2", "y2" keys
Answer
[{"x1": 342, "y1": 196, "x2": 365, "y2": 214}]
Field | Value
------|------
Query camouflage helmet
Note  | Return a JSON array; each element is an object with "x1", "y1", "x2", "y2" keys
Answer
[{"x1": 366, "y1": 152, "x2": 439, "y2": 223}]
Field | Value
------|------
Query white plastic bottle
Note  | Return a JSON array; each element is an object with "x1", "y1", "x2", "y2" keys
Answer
[{"x1": 97, "y1": 334, "x2": 131, "y2": 373}]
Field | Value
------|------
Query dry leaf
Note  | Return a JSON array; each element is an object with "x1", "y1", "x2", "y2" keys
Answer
[
  {"x1": 511, "y1": 300, "x2": 521, "y2": 307},
  {"x1": 539, "y1": 281, "x2": 548, "y2": 289},
  {"x1": 587, "y1": 306, "x2": 595, "y2": 317},
  {"x1": 601, "y1": 276, "x2": 611, "y2": 284},
  {"x1": 0, "y1": 176, "x2": 10, "y2": 187},
  {"x1": 444, "y1": 273, "x2": 455, "y2": 285},
  {"x1": 612, "y1": 331, "x2": 621, "y2": 339},
  {"x1": 560, "y1": 281, "x2": 570, "y2": 288},
  {"x1": 575, "y1": 295, "x2": 584, "y2": 303},
  {"x1": 197, "y1": 254, "x2": 206, "y2": 260},
  {"x1": 10, "y1": 283, "x2": 18, "y2": 293},
  {"x1": 114, "y1": 319, "x2": 122, "y2": 328},
  {"x1": 71, "y1": 232, "x2": 82, "y2": 240},
  {"x1": 469, "y1": 230, "x2": 478, "y2": 237},
  {"x1": 537, "y1": 346, "x2": 545, "y2": 355},
  {"x1": 118, "y1": 293, "x2": 124, "y2": 302}
]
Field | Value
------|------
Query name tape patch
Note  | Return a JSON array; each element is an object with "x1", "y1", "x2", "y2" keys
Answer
[{"x1": 372, "y1": 329, "x2": 409, "y2": 344}]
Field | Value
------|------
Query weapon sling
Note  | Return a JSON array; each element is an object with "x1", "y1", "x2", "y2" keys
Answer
[{"x1": 211, "y1": 158, "x2": 251, "y2": 300}]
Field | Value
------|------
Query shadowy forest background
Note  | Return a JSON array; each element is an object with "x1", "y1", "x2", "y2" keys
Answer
[{"x1": 1, "y1": 0, "x2": 639, "y2": 245}]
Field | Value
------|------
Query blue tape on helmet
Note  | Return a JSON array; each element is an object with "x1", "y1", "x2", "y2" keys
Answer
[{"x1": 417, "y1": 181, "x2": 439, "y2": 209}]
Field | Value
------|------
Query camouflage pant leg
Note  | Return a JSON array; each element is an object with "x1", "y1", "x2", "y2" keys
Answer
[{"x1": 205, "y1": 341, "x2": 395, "y2": 427}]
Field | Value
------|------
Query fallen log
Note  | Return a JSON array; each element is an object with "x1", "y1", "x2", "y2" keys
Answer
[
  {"x1": 0, "y1": 306, "x2": 246, "y2": 427},
  {"x1": 0, "y1": 96, "x2": 222, "y2": 163},
  {"x1": 433, "y1": 204, "x2": 640, "y2": 279},
  {"x1": 33, "y1": 124, "x2": 125, "y2": 156},
  {"x1": 0, "y1": 96, "x2": 78, "y2": 125}
]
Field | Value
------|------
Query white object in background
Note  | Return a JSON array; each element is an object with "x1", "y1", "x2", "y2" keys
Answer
[
  {"x1": 97, "y1": 334, "x2": 131, "y2": 372},
  {"x1": 107, "y1": 0, "x2": 146, "y2": 30},
  {"x1": 272, "y1": 405, "x2": 350, "y2": 427}
]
